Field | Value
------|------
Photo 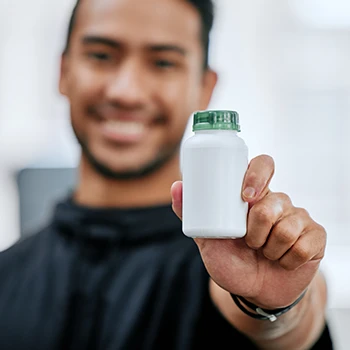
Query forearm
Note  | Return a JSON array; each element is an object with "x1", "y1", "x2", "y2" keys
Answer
[{"x1": 210, "y1": 271, "x2": 328, "y2": 349}]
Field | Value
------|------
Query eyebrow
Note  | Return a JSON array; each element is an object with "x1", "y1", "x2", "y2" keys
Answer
[
  {"x1": 82, "y1": 36, "x2": 121, "y2": 48},
  {"x1": 81, "y1": 36, "x2": 187, "y2": 56},
  {"x1": 149, "y1": 45, "x2": 187, "y2": 56}
]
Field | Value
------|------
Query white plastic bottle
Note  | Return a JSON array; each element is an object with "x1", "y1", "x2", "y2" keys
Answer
[{"x1": 182, "y1": 110, "x2": 248, "y2": 238}]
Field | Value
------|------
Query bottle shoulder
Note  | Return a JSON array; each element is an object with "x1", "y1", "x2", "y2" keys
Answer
[{"x1": 182, "y1": 131, "x2": 248, "y2": 150}]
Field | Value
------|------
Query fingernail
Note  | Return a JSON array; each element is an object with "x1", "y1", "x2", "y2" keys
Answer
[{"x1": 243, "y1": 187, "x2": 256, "y2": 199}]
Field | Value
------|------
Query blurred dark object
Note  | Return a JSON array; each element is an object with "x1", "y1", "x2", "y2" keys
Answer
[{"x1": 16, "y1": 168, "x2": 77, "y2": 237}]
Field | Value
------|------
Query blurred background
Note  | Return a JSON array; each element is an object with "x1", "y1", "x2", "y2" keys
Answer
[{"x1": 0, "y1": 0, "x2": 349, "y2": 348}]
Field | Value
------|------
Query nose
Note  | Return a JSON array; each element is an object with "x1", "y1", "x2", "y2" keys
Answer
[{"x1": 105, "y1": 59, "x2": 149, "y2": 108}]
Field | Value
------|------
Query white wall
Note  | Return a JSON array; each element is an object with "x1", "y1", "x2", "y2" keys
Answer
[{"x1": 0, "y1": 0, "x2": 350, "y2": 311}]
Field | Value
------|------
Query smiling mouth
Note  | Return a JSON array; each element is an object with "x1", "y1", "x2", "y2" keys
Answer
[
  {"x1": 100, "y1": 119, "x2": 148, "y2": 144},
  {"x1": 104, "y1": 120, "x2": 146, "y2": 135},
  {"x1": 89, "y1": 105, "x2": 167, "y2": 143}
]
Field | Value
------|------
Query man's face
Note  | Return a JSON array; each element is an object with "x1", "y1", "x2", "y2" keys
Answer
[{"x1": 60, "y1": 0, "x2": 216, "y2": 179}]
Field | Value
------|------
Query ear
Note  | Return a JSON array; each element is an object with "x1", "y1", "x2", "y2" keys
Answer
[
  {"x1": 199, "y1": 69, "x2": 218, "y2": 110},
  {"x1": 59, "y1": 54, "x2": 69, "y2": 96}
]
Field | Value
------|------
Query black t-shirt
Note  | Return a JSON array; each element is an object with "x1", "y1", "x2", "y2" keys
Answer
[{"x1": 0, "y1": 198, "x2": 333, "y2": 349}]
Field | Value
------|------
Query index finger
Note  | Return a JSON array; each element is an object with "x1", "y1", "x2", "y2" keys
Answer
[{"x1": 242, "y1": 155, "x2": 275, "y2": 205}]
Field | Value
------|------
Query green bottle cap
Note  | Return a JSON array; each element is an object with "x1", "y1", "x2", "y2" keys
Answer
[{"x1": 193, "y1": 110, "x2": 241, "y2": 132}]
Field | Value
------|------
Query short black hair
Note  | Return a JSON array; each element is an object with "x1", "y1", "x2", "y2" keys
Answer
[{"x1": 63, "y1": 0, "x2": 214, "y2": 68}]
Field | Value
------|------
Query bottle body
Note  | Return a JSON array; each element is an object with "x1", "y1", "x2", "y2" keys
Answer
[{"x1": 182, "y1": 130, "x2": 248, "y2": 238}]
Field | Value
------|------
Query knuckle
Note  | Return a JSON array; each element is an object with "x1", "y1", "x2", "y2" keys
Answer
[
  {"x1": 290, "y1": 244, "x2": 310, "y2": 263},
  {"x1": 273, "y1": 192, "x2": 291, "y2": 204},
  {"x1": 262, "y1": 248, "x2": 279, "y2": 261},
  {"x1": 279, "y1": 259, "x2": 298, "y2": 271},
  {"x1": 275, "y1": 227, "x2": 297, "y2": 245},
  {"x1": 251, "y1": 204, "x2": 272, "y2": 224},
  {"x1": 316, "y1": 248, "x2": 325, "y2": 260},
  {"x1": 295, "y1": 207, "x2": 310, "y2": 218},
  {"x1": 245, "y1": 235, "x2": 264, "y2": 249},
  {"x1": 315, "y1": 223, "x2": 327, "y2": 237}
]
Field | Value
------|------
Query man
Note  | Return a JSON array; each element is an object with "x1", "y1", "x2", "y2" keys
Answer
[{"x1": 0, "y1": 0, "x2": 333, "y2": 349}]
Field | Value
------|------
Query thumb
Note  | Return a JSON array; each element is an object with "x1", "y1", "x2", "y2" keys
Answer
[{"x1": 171, "y1": 181, "x2": 183, "y2": 220}]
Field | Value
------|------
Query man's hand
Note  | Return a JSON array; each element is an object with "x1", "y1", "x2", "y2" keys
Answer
[{"x1": 171, "y1": 155, "x2": 327, "y2": 309}]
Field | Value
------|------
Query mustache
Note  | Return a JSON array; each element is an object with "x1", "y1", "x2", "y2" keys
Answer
[
  {"x1": 86, "y1": 104, "x2": 167, "y2": 124},
  {"x1": 88, "y1": 103, "x2": 143, "y2": 115}
]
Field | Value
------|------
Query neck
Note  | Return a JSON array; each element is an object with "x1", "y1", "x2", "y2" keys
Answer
[{"x1": 73, "y1": 154, "x2": 182, "y2": 208}]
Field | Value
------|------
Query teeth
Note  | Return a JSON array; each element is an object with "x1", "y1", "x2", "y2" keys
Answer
[{"x1": 104, "y1": 120, "x2": 145, "y2": 135}]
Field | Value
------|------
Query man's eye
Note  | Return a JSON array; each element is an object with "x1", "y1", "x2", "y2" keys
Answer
[
  {"x1": 88, "y1": 52, "x2": 111, "y2": 61},
  {"x1": 155, "y1": 60, "x2": 176, "y2": 69}
]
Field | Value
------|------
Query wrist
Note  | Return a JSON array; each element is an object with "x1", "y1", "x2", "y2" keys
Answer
[{"x1": 230, "y1": 289, "x2": 308, "y2": 322}]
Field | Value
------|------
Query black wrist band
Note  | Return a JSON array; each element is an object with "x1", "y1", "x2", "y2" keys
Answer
[{"x1": 230, "y1": 289, "x2": 308, "y2": 322}]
